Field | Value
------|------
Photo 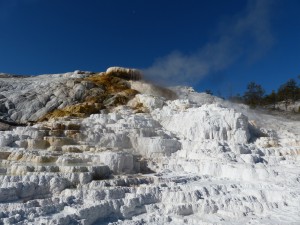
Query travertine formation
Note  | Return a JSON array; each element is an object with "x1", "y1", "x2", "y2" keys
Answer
[
  {"x1": 0, "y1": 68, "x2": 140, "y2": 124},
  {"x1": 0, "y1": 68, "x2": 299, "y2": 225}
]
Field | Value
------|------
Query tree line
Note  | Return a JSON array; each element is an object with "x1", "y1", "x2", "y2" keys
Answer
[{"x1": 222, "y1": 76, "x2": 300, "y2": 111}]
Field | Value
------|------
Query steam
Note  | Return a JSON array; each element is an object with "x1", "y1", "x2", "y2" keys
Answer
[{"x1": 143, "y1": 0, "x2": 274, "y2": 85}]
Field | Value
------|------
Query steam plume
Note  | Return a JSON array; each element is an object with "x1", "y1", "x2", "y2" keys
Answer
[{"x1": 143, "y1": 0, "x2": 274, "y2": 85}]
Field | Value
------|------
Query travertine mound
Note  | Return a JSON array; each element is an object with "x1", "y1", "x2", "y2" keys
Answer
[{"x1": 0, "y1": 69, "x2": 299, "y2": 225}]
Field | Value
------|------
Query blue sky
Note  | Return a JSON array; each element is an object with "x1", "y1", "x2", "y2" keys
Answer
[{"x1": 0, "y1": 0, "x2": 299, "y2": 97}]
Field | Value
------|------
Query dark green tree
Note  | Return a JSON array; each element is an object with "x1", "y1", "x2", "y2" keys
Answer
[
  {"x1": 229, "y1": 93, "x2": 244, "y2": 103},
  {"x1": 277, "y1": 79, "x2": 298, "y2": 110},
  {"x1": 243, "y1": 82, "x2": 265, "y2": 107},
  {"x1": 263, "y1": 90, "x2": 277, "y2": 109},
  {"x1": 205, "y1": 89, "x2": 213, "y2": 95}
]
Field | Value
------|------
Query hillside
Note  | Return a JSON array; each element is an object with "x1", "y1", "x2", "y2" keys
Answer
[{"x1": 0, "y1": 67, "x2": 299, "y2": 225}]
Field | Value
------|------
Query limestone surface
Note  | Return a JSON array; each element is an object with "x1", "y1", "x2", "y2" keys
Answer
[{"x1": 0, "y1": 69, "x2": 299, "y2": 225}]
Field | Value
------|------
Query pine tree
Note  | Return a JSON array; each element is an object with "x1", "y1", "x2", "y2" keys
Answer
[
  {"x1": 243, "y1": 82, "x2": 265, "y2": 107},
  {"x1": 264, "y1": 90, "x2": 277, "y2": 109},
  {"x1": 278, "y1": 79, "x2": 298, "y2": 110},
  {"x1": 205, "y1": 89, "x2": 213, "y2": 95}
]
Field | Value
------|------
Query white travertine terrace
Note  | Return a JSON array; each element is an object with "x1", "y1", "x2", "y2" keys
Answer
[{"x1": 0, "y1": 68, "x2": 299, "y2": 225}]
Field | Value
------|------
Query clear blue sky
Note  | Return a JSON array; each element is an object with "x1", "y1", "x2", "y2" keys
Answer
[{"x1": 0, "y1": 0, "x2": 299, "y2": 97}]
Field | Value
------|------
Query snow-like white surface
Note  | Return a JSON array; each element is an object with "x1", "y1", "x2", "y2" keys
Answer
[
  {"x1": 0, "y1": 74, "x2": 299, "y2": 225},
  {"x1": 270, "y1": 100, "x2": 300, "y2": 112},
  {"x1": 0, "y1": 71, "x2": 94, "y2": 123}
]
